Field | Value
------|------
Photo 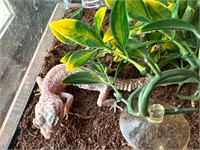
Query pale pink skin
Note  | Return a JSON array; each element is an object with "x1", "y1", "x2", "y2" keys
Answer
[{"x1": 33, "y1": 64, "x2": 113, "y2": 139}]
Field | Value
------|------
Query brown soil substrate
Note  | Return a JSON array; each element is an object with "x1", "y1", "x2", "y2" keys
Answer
[{"x1": 13, "y1": 8, "x2": 199, "y2": 149}]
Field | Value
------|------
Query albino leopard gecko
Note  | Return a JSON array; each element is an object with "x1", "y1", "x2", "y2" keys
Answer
[{"x1": 33, "y1": 64, "x2": 150, "y2": 139}]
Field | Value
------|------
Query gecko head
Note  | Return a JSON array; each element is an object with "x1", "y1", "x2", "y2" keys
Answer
[
  {"x1": 33, "y1": 111, "x2": 59, "y2": 139},
  {"x1": 33, "y1": 94, "x2": 63, "y2": 139}
]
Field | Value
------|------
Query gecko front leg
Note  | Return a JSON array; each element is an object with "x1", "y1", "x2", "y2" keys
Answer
[
  {"x1": 61, "y1": 92, "x2": 74, "y2": 119},
  {"x1": 102, "y1": 99, "x2": 123, "y2": 113}
]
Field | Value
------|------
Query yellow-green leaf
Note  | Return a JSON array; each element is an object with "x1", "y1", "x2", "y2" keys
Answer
[
  {"x1": 103, "y1": 28, "x2": 113, "y2": 43},
  {"x1": 110, "y1": 0, "x2": 129, "y2": 50},
  {"x1": 94, "y1": 7, "x2": 107, "y2": 37},
  {"x1": 67, "y1": 49, "x2": 97, "y2": 71},
  {"x1": 114, "y1": 48, "x2": 123, "y2": 62},
  {"x1": 51, "y1": 27, "x2": 75, "y2": 45},
  {"x1": 144, "y1": 0, "x2": 171, "y2": 21},
  {"x1": 50, "y1": 19, "x2": 105, "y2": 48},
  {"x1": 60, "y1": 52, "x2": 74, "y2": 63},
  {"x1": 104, "y1": 0, "x2": 115, "y2": 8}
]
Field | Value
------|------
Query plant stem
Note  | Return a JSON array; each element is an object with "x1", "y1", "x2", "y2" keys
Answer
[
  {"x1": 127, "y1": 86, "x2": 144, "y2": 116},
  {"x1": 144, "y1": 57, "x2": 161, "y2": 76},
  {"x1": 165, "y1": 107, "x2": 199, "y2": 115},
  {"x1": 104, "y1": 46, "x2": 153, "y2": 78},
  {"x1": 159, "y1": 30, "x2": 197, "y2": 68},
  {"x1": 183, "y1": 41, "x2": 198, "y2": 61},
  {"x1": 102, "y1": 65, "x2": 128, "y2": 105},
  {"x1": 138, "y1": 69, "x2": 199, "y2": 116}
]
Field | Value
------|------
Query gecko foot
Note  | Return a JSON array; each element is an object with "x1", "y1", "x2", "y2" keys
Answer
[{"x1": 102, "y1": 99, "x2": 123, "y2": 113}]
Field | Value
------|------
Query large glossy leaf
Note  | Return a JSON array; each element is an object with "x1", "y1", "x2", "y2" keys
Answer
[
  {"x1": 94, "y1": 7, "x2": 107, "y2": 37},
  {"x1": 51, "y1": 27, "x2": 75, "y2": 45},
  {"x1": 62, "y1": 71, "x2": 105, "y2": 84},
  {"x1": 126, "y1": 0, "x2": 151, "y2": 22},
  {"x1": 50, "y1": 19, "x2": 105, "y2": 48},
  {"x1": 66, "y1": 49, "x2": 97, "y2": 71},
  {"x1": 144, "y1": 0, "x2": 171, "y2": 21},
  {"x1": 141, "y1": 19, "x2": 200, "y2": 39},
  {"x1": 110, "y1": 0, "x2": 129, "y2": 50},
  {"x1": 51, "y1": 9, "x2": 84, "y2": 45}
]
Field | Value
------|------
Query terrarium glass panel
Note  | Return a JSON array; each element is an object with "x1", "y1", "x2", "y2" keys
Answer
[{"x1": 0, "y1": 0, "x2": 61, "y2": 127}]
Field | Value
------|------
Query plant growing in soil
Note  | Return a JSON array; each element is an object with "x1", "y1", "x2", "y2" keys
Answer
[{"x1": 50, "y1": 0, "x2": 199, "y2": 118}]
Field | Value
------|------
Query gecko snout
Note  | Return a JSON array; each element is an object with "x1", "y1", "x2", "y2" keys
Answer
[{"x1": 40, "y1": 127, "x2": 54, "y2": 139}]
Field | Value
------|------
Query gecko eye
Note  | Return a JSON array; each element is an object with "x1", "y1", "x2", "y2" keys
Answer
[
  {"x1": 37, "y1": 116, "x2": 45, "y2": 124},
  {"x1": 33, "y1": 115, "x2": 45, "y2": 128},
  {"x1": 47, "y1": 112, "x2": 59, "y2": 127}
]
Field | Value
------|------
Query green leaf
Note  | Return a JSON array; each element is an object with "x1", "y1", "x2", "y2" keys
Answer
[
  {"x1": 129, "y1": 22, "x2": 145, "y2": 36},
  {"x1": 88, "y1": 62, "x2": 105, "y2": 73},
  {"x1": 191, "y1": 6, "x2": 200, "y2": 32},
  {"x1": 141, "y1": 19, "x2": 200, "y2": 39},
  {"x1": 68, "y1": 8, "x2": 83, "y2": 20},
  {"x1": 94, "y1": 7, "x2": 107, "y2": 37},
  {"x1": 62, "y1": 71, "x2": 105, "y2": 84},
  {"x1": 50, "y1": 19, "x2": 105, "y2": 48},
  {"x1": 126, "y1": 0, "x2": 151, "y2": 22},
  {"x1": 157, "y1": 53, "x2": 181, "y2": 68},
  {"x1": 110, "y1": 0, "x2": 129, "y2": 50},
  {"x1": 67, "y1": 49, "x2": 97, "y2": 71},
  {"x1": 60, "y1": 52, "x2": 74, "y2": 63},
  {"x1": 128, "y1": 48, "x2": 149, "y2": 59},
  {"x1": 178, "y1": 0, "x2": 187, "y2": 18},
  {"x1": 125, "y1": 38, "x2": 142, "y2": 49},
  {"x1": 144, "y1": 0, "x2": 171, "y2": 21},
  {"x1": 128, "y1": 40, "x2": 160, "y2": 52},
  {"x1": 171, "y1": 0, "x2": 180, "y2": 18},
  {"x1": 191, "y1": 6, "x2": 200, "y2": 46},
  {"x1": 188, "y1": 0, "x2": 198, "y2": 10},
  {"x1": 182, "y1": 5, "x2": 195, "y2": 22}
]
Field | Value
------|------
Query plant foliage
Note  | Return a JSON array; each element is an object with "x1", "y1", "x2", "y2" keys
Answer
[{"x1": 50, "y1": 0, "x2": 200, "y2": 117}]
